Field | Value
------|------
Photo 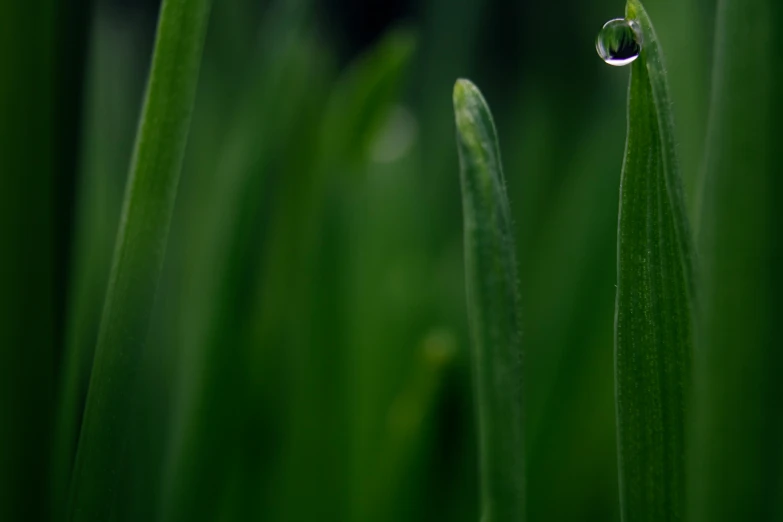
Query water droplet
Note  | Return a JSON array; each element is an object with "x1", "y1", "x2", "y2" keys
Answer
[{"x1": 596, "y1": 18, "x2": 642, "y2": 66}]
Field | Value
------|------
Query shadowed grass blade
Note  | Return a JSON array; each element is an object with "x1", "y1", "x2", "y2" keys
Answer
[
  {"x1": 52, "y1": 17, "x2": 145, "y2": 516},
  {"x1": 614, "y1": 1, "x2": 696, "y2": 520},
  {"x1": 67, "y1": 0, "x2": 212, "y2": 519},
  {"x1": 362, "y1": 331, "x2": 456, "y2": 522},
  {"x1": 690, "y1": 0, "x2": 783, "y2": 520},
  {"x1": 453, "y1": 79, "x2": 524, "y2": 522}
]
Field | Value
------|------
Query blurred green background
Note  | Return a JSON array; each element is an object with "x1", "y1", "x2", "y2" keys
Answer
[{"x1": 1, "y1": 0, "x2": 720, "y2": 521}]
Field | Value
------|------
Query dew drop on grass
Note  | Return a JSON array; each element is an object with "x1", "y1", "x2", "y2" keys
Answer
[{"x1": 596, "y1": 18, "x2": 642, "y2": 66}]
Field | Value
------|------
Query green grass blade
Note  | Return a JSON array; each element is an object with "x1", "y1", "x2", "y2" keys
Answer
[
  {"x1": 67, "y1": 0, "x2": 212, "y2": 519},
  {"x1": 614, "y1": 1, "x2": 696, "y2": 520},
  {"x1": 52, "y1": 17, "x2": 145, "y2": 516},
  {"x1": 362, "y1": 331, "x2": 456, "y2": 522},
  {"x1": 260, "y1": 30, "x2": 416, "y2": 522},
  {"x1": 453, "y1": 79, "x2": 524, "y2": 522},
  {"x1": 324, "y1": 30, "x2": 415, "y2": 165},
  {"x1": 161, "y1": 17, "x2": 323, "y2": 522},
  {"x1": 690, "y1": 0, "x2": 783, "y2": 520}
]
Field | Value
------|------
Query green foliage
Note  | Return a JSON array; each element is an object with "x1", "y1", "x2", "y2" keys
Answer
[
  {"x1": 66, "y1": 0, "x2": 213, "y2": 519},
  {"x1": 2, "y1": 0, "x2": 781, "y2": 521},
  {"x1": 453, "y1": 79, "x2": 525, "y2": 522},
  {"x1": 614, "y1": 1, "x2": 696, "y2": 520},
  {"x1": 160, "y1": 26, "x2": 416, "y2": 522}
]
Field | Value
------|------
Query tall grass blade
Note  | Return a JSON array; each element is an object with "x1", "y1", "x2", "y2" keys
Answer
[
  {"x1": 690, "y1": 0, "x2": 783, "y2": 520},
  {"x1": 614, "y1": 1, "x2": 696, "y2": 520},
  {"x1": 262, "y1": 29, "x2": 416, "y2": 522},
  {"x1": 161, "y1": 11, "x2": 321, "y2": 522},
  {"x1": 52, "y1": 17, "x2": 145, "y2": 515},
  {"x1": 453, "y1": 79, "x2": 525, "y2": 522},
  {"x1": 67, "y1": 0, "x2": 212, "y2": 519}
]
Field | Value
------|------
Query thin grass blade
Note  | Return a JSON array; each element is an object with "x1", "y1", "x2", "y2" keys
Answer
[
  {"x1": 614, "y1": 1, "x2": 696, "y2": 520},
  {"x1": 52, "y1": 17, "x2": 145, "y2": 515},
  {"x1": 67, "y1": 0, "x2": 212, "y2": 519},
  {"x1": 453, "y1": 79, "x2": 525, "y2": 522}
]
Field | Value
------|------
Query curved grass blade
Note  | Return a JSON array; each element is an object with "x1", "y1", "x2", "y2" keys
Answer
[
  {"x1": 453, "y1": 79, "x2": 525, "y2": 522},
  {"x1": 319, "y1": 27, "x2": 416, "y2": 170},
  {"x1": 66, "y1": 0, "x2": 212, "y2": 519},
  {"x1": 690, "y1": 0, "x2": 783, "y2": 520},
  {"x1": 614, "y1": 1, "x2": 696, "y2": 520}
]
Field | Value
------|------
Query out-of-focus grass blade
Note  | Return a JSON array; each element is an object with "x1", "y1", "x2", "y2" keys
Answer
[
  {"x1": 67, "y1": 0, "x2": 212, "y2": 519},
  {"x1": 161, "y1": 11, "x2": 324, "y2": 522},
  {"x1": 258, "y1": 28, "x2": 416, "y2": 522},
  {"x1": 359, "y1": 330, "x2": 456, "y2": 522},
  {"x1": 319, "y1": 28, "x2": 416, "y2": 169},
  {"x1": 524, "y1": 119, "x2": 622, "y2": 522},
  {"x1": 614, "y1": 1, "x2": 696, "y2": 520},
  {"x1": 690, "y1": 0, "x2": 783, "y2": 520},
  {"x1": 52, "y1": 15, "x2": 146, "y2": 516},
  {"x1": 453, "y1": 79, "x2": 525, "y2": 522}
]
